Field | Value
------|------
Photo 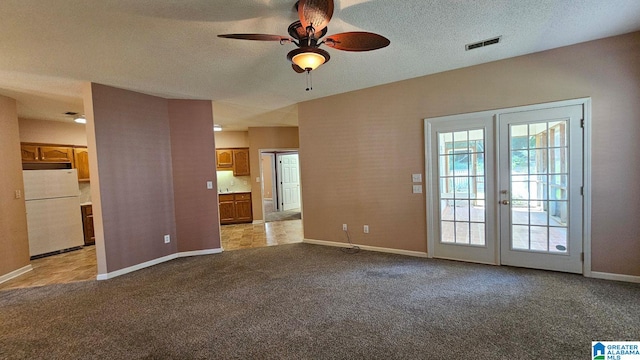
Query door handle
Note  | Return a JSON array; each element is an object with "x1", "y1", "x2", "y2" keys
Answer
[{"x1": 500, "y1": 200, "x2": 510, "y2": 205}]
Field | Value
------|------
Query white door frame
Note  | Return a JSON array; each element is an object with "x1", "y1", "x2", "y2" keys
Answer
[{"x1": 425, "y1": 98, "x2": 592, "y2": 275}]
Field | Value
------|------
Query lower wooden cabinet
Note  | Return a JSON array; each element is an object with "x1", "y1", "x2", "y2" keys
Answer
[
  {"x1": 80, "y1": 204, "x2": 95, "y2": 245},
  {"x1": 234, "y1": 193, "x2": 252, "y2": 222},
  {"x1": 219, "y1": 194, "x2": 236, "y2": 223},
  {"x1": 219, "y1": 192, "x2": 253, "y2": 224}
]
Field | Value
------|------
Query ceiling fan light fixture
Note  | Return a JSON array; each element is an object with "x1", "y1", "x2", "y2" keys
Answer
[{"x1": 287, "y1": 47, "x2": 330, "y2": 71}]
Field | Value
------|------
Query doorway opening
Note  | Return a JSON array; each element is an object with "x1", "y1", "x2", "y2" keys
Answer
[{"x1": 260, "y1": 150, "x2": 302, "y2": 223}]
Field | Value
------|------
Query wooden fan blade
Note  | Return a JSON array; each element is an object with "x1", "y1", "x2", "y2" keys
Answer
[
  {"x1": 218, "y1": 34, "x2": 292, "y2": 42},
  {"x1": 292, "y1": 64, "x2": 306, "y2": 73},
  {"x1": 298, "y1": 0, "x2": 334, "y2": 32},
  {"x1": 324, "y1": 32, "x2": 390, "y2": 52}
]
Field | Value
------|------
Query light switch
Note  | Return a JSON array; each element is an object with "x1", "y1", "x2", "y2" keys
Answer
[
  {"x1": 412, "y1": 185, "x2": 423, "y2": 194},
  {"x1": 256, "y1": 177, "x2": 261, "y2": 183},
  {"x1": 206, "y1": 181, "x2": 213, "y2": 190},
  {"x1": 15, "y1": 190, "x2": 21, "y2": 199},
  {"x1": 412, "y1": 173, "x2": 422, "y2": 183}
]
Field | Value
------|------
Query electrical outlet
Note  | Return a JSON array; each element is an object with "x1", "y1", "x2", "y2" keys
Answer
[
  {"x1": 412, "y1": 173, "x2": 423, "y2": 183},
  {"x1": 343, "y1": 224, "x2": 348, "y2": 231},
  {"x1": 364, "y1": 225, "x2": 369, "y2": 234},
  {"x1": 206, "y1": 181, "x2": 213, "y2": 189},
  {"x1": 164, "y1": 234, "x2": 170, "y2": 244},
  {"x1": 14, "y1": 190, "x2": 21, "y2": 199}
]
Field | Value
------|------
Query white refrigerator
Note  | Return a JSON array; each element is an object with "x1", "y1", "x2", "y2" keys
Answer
[{"x1": 23, "y1": 169, "x2": 85, "y2": 257}]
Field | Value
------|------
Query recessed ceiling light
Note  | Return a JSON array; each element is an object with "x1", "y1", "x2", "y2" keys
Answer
[
  {"x1": 74, "y1": 116, "x2": 87, "y2": 124},
  {"x1": 213, "y1": 124, "x2": 222, "y2": 132}
]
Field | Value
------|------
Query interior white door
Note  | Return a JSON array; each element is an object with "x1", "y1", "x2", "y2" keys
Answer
[
  {"x1": 277, "y1": 153, "x2": 301, "y2": 211},
  {"x1": 498, "y1": 105, "x2": 584, "y2": 273},
  {"x1": 427, "y1": 114, "x2": 497, "y2": 264}
]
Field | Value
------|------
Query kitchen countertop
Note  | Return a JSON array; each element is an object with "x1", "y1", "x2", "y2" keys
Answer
[
  {"x1": 80, "y1": 202, "x2": 93, "y2": 206},
  {"x1": 218, "y1": 191, "x2": 251, "y2": 195}
]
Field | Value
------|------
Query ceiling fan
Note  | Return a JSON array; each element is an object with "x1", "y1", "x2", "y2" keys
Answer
[{"x1": 218, "y1": 0, "x2": 390, "y2": 88}]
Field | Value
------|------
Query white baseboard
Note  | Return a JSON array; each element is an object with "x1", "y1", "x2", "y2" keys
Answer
[
  {"x1": 589, "y1": 271, "x2": 640, "y2": 283},
  {"x1": 178, "y1": 248, "x2": 223, "y2": 258},
  {"x1": 303, "y1": 238, "x2": 428, "y2": 258},
  {"x1": 0, "y1": 264, "x2": 33, "y2": 284},
  {"x1": 96, "y1": 248, "x2": 223, "y2": 281}
]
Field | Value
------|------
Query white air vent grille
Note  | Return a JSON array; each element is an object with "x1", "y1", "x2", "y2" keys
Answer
[{"x1": 465, "y1": 36, "x2": 502, "y2": 51}]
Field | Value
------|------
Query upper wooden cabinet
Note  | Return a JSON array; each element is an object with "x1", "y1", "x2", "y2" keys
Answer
[
  {"x1": 21, "y1": 144, "x2": 73, "y2": 163},
  {"x1": 21, "y1": 143, "x2": 90, "y2": 181},
  {"x1": 39, "y1": 146, "x2": 74, "y2": 162},
  {"x1": 232, "y1": 149, "x2": 250, "y2": 176},
  {"x1": 216, "y1": 149, "x2": 233, "y2": 170},
  {"x1": 73, "y1": 147, "x2": 90, "y2": 182},
  {"x1": 215, "y1": 148, "x2": 250, "y2": 176},
  {"x1": 21, "y1": 145, "x2": 39, "y2": 162}
]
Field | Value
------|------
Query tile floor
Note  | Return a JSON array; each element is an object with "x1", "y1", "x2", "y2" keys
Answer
[
  {"x1": 0, "y1": 246, "x2": 97, "y2": 291},
  {"x1": 220, "y1": 219, "x2": 303, "y2": 250},
  {"x1": 0, "y1": 220, "x2": 304, "y2": 291}
]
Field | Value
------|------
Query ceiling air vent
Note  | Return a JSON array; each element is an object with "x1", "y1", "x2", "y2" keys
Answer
[
  {"x1": 64, "y1": 111, "x2": 79, "y2": 116},
  {"x1": 465, "y1": 36, "x2": 502, "y2": 51}
]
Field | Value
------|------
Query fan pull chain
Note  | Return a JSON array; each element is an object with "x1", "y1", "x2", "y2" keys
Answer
[{"x1": 306, "y1": 69, "x2": 313, "y2": 91}]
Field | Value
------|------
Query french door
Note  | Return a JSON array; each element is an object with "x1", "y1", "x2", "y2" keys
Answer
[
  {"x1": 426, "y1": 114, "x2": 497, "y2": 264},
  {"x1": 426, "y1": 102, "x2": 585, "y2": 273},
  {"x1": 499, "y1": 105, "x2": 583, "y2": 273}
]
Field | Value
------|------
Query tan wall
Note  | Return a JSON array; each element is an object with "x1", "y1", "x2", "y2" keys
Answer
[
  {"x1": 168, "y1": 99, "x2": 221, "y2": 252},
  {"x1": 18, "y1": 118, "x2": 87, "y2": 145},
  {"x1": 214, "y1": 131, "x2": 249, "y2": 148},
  {"x1": 87, "y1": 84, "x2": 223, "y2": 274},
  {"x1": 248, "y1": 127, "x2": 299, "y2": 221},
  {"x1": 299, "y1": 31, "x2": 640, "y2": 276},
  {"x1": 0, "y1": 95, "x2": 30, "y2": 278}
]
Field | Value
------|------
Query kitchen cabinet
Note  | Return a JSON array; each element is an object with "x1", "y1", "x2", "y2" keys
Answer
[
  {"x1": 21, "y1": 145, "x2": 39, "y2": 161},
  {"x1": 80, "y1": 204, "x2": 95, "y2": 245},
  {"x1": 73, "y1": 147, "x2": 90, "y2": 182},
  {"x1": 40, "y1": 146, "x2": 74, "y2": 162},
  {"x1": 219, "y1": 194, "x2": 236, "y2": 223},
  {"x1": 21, "y1": 143, "x2": 73, "y2": 163},
  {"x1": 232, "y1": 149, "x2": 250, "y2": 176},
  {"x1": 216, "y1": 149, "x2": 233, "y2": 170},
  {"x1": 234, "y1": 192, "x2": 252, "y2": 221},
  {"x1": 219, "y1": 192, "x2": 253, "y2": 224},
  {"x1": 21, "y1": 143, "x2": 91, "y2": 180},
  {"x1": 215, "y1": 148, "x2": 250, "y2": 175}
]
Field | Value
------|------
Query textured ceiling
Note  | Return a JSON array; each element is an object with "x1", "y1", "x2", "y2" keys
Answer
[{"x1": 1, "y1": 0, "x2": 639, "y2": 130}]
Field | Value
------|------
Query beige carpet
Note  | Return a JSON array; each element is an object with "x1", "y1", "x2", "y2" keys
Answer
[{"x1": 1, "y1": 243, "x2": 639, "y2": 359}]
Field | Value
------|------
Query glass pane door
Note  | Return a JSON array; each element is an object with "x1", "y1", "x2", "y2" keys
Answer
[
  {"x1": 427, "y1": 114, "x2": 496, "y2": 265},
  {"x1": 499, "y1": 105, "x2": 583, "y2": 273}
]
